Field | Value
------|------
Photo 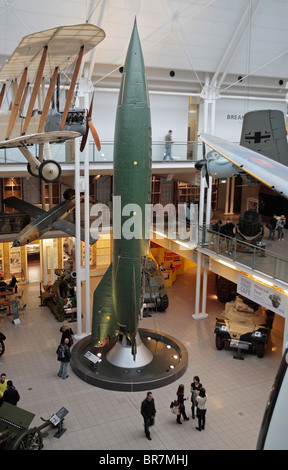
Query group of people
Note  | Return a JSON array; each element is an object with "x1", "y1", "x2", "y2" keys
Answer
[
  {"x1": 177, "y1": 378, "x2": 207, "y2": 431},
  {"x1": 0, "y1": 372, "x2": 20, "y2": 407},
  {"x1": 0, "y1": 273, "x2": 18, "y2": 292},
  {"x1": 267, "y1": 214, "x2": 286, "y2": 241},
  {"x1": 213, "y1": 213, "x2": 286, "y2": 247},
  {"x1": 212, "y1": 218, "x2": 235, "y2": 254},
  {"x1": 141, "y1": 376, "x2": 207, "y2": 441},
  {"x1": 0, "y1": 322, "x2": 74, "y2": 407}
]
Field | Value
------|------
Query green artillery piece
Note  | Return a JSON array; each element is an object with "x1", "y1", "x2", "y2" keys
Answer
[{"x1": 0, "y1": 402, "x2": 68, "y2": 450}]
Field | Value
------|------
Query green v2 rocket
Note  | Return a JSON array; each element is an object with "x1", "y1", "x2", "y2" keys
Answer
[{"x1": 91, "y1": 20, "x2": 152, "y2": 358}]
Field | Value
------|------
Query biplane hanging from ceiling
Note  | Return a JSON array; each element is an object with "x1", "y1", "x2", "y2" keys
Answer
[{"x1": 0, "y1": 23, "x2": 105, "y2": 182}]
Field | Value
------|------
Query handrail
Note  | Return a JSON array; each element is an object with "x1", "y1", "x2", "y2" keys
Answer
[
  {"x1": 198, "y1": 226, "x2": 288, "y2": 284},
  {"x1": 151, "y1": 221, "x2": 288, "y2": 285},
  {"x1": 0, "y1": 140, "x2": 202, "y2": 165}
]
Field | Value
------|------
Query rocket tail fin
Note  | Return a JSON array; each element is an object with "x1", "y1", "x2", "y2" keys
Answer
[{"x1": 91, "y1": 263, "x2": 117, "y2": 347}]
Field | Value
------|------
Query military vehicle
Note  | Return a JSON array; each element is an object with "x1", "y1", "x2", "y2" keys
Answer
[
  {"x1": 142, "y1": 258, "x2": 169, "y2": 312},
  {"x1": 0, "y1": 402, "x2": 68, "y2": 450},
  {"x1": 41, "y1": 268, "x2": 76, "y2": 321},
  {"x1": 214, "y1": 296, "x2": 274, "y2": 358}
]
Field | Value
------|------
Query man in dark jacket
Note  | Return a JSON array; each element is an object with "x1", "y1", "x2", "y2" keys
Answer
[
  {"x1": 57, "y1": 337, "x2": 71, "y2": 379},
  {"x1": 0, "y1": 380, "x2": 20, "y2": 406},
  {"x1": 141, "y1": 391, "x2": 156, "y2": 440}
]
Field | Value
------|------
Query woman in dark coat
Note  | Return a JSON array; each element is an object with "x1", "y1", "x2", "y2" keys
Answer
[{"x1": 176, "y1": 384, "x2": 189, "y2": 424}]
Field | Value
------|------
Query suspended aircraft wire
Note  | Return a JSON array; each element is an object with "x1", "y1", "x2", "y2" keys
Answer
[
  {"x1": 221, "y1": 48, "x2": 288, "y2": 95},
  {"x1": 86, "y1": 0, "x2": 103, "y2": 24},
  {"x1": 243, "y1": 0, "x2": 253, "y2": 115},
  {"x1": 158, "y1": 0, "x2": 217, "y2": 90},
  {"x1": 93, "y1": 0, "x2": 217, "y2": 90},
  {"x1": 2, "y1": 0, "x2": 30, "y2": 34}
]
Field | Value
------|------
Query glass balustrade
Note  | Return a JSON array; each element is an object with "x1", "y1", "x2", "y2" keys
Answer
[
  {"x1": 0, "y1": 140, "x2": 200, "y2": 165},
  {"x1": 198, "y1": 226, "x2": 288, "y2": 284}
]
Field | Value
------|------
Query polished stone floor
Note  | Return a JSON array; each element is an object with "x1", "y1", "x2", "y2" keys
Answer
[{"x1": 0, "y1": 261, "x2": 284, "y2": 451}]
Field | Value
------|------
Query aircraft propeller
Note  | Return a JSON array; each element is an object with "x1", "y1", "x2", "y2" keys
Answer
[
  {"x1": 80, "y1": 95, "x2": 101, "y2": 152},
  {"x1": 195, "y1": 141, "x2": 210, "y2": 187}
]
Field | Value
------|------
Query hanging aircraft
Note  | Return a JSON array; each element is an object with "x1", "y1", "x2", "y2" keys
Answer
[
  {"x1": 197, "y1": 110, "x2": 288, "y2": 200},
  {"x1": 0, "y1": 24, "x2": 105, "y2": 182},
  {"x1": 4, "y1": 188, "x2": 98, "y2": 247}
]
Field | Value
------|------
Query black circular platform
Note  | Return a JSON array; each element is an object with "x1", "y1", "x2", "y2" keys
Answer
[{"x1": 70, "y1": 328, "x2": 188, "y2": 391}]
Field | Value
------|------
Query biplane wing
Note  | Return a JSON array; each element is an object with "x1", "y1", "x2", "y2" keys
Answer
[
  {"x1": 0, "y1": 24, "x2": 105, "y2": 182},
  {"x1": 0, "y1": 24, "x2": 105, "y2": 82},
  {"x1": 0, "y1": 131, "x2": 79, "y2": 148}
]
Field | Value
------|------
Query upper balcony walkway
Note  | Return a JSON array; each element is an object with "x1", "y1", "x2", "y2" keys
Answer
[{"x1": 151, "y1": 221, "x2": 288, "y2": 292}]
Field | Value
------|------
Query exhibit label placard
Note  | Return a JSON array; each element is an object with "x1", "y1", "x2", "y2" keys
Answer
[{"x1": 237, "y1": 274, "x2": 288, "y2": 317}]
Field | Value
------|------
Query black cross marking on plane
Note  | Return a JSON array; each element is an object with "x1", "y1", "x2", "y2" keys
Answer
[{"x1": 244, "y1": 131, "x2": 271, "y2": 144}]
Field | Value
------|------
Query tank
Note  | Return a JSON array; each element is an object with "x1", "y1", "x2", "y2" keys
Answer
[
  {"x1": 214, "y1": 296, "x2": 274, "y2": 358},
  {"x1": 236, "y1": 210, "x2": 264, "y2": 244},
  {"x1": 142, "y1": 258, "x2": 169, "y2": 312}
]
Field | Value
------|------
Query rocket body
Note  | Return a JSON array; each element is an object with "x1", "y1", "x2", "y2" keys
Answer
[{"x1": 91, "y1": 21, "x2": 152, "y2": 356}]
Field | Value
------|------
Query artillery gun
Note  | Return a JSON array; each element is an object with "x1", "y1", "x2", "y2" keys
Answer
[
  {"x1": 40, "y1": 268, "x2": 77, "y2": 321},
  {"x1": 0, "y1": 402, "x2": 68, "y2": 450},
  {"x1": 142, "y1": 258, "x2": 169, "y2": 312}
]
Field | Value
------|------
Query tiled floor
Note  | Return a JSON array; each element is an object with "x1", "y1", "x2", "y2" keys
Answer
[{"x1": 0, "y1": 263, "x2": 284, "y2": 451}]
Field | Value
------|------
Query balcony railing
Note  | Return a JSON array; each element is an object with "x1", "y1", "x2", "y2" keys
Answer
[
  {"x1": 0, "y1": 140, "x2": 200, "y2": 165},
  {"x1": 198, "y1": 226, "x2": 288, "y2": 285}
]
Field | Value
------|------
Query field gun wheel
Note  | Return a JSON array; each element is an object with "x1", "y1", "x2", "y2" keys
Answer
[{"x1": 12, "y1": 428, "x2": 44, "y2": 450}]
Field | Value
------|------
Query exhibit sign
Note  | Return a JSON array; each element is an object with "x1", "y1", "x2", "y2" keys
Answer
[{"x1": 237, "y1": 273, "x2": 288, "y2": 317}]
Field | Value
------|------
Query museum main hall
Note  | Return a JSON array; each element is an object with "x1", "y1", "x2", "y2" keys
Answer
[{"x1": 0, "y1": 0, "x2": 288, "y2": 452}]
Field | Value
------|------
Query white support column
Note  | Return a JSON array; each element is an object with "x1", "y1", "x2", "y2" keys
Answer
[
  {"x1": 193, "y1": 252, "x2": 208, "y2": 320},
  {"x1": 44, "y1": 143, "x2": 53, "y2": 209},
  {"x1": 200, "y1": 267, "x2": 208, "y2": 319},
  {"x1": 43, "y1": 240, "x2": 47, "y2": 285},
  {"x1": 74, "y1": 140, "x2": 83, "y2": 341},
  {"x1": 194, "y1": 76, "x2": 219, "y2": 321},
  {"x1": 74, "y1": 78, "x2": 93, "y2": 340},
  {"x1": 193, "y1": 250, "x2": 202, "y2": 319},
  {"x1": 83, "y1": 92, "x2": 91, "y2": 335},
  {"x1": 50, "y1": 239, "x2": 54, "y2": 285}
]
